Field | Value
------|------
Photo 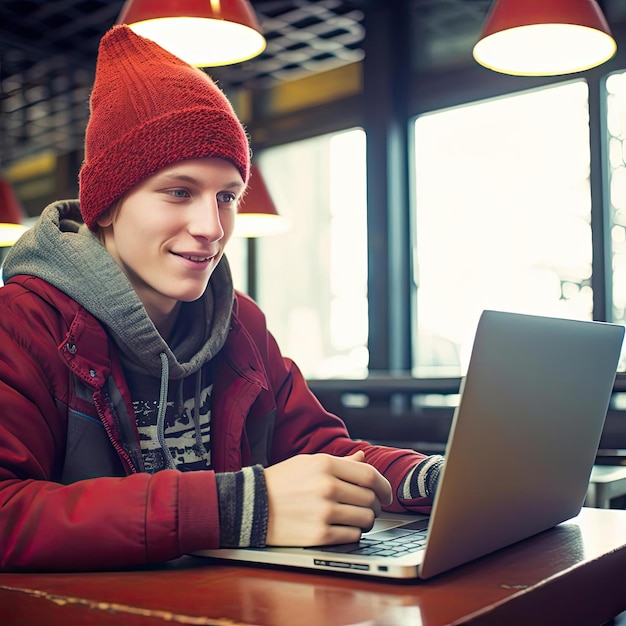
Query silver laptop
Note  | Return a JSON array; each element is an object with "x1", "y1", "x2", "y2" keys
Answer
[{"x1": 193, "y1": 310, "x2": 624, "y2": 579}]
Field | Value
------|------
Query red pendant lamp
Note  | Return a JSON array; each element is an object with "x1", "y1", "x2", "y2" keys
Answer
[
  {"x1": 0, "y1": 175, "x2": 28, "y2": 247},
  {"x1": 473, "y1": 0, "x2": 617, "y2": 76},
  {"x1": 116, "y1": 0, "x2": 266, "y2": 67},
  {"x1": 234, "y1": 165, "x2": 289, "y2": 238}
]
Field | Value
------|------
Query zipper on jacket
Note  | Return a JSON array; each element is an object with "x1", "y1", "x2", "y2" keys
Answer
[{"x1": 93, "y1": 390, "x2": 138, "y2": 474}]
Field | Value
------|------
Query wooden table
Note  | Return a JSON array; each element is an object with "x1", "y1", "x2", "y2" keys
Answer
[{"x1": 2, "y1": 507, "x2": 626, "y2": 626}]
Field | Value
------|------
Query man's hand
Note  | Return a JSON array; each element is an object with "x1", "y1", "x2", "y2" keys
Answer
[{"x1": 264, "y1": 451, "x2": 392, "y2": 547}]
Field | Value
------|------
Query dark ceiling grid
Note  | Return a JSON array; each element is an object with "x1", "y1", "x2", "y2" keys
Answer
[
  {"x1": 0, "y1": 0, "x2": 375, "y2": 168},
  {"x1": 0, "y1": 0, "x2": 122, "y2": 167},
  {"x1": 0, "y1": 0, "x2": 494, "y2": 169},
  {"x1": 209, "y1": 0, "x2": 365, "y2": 91}
]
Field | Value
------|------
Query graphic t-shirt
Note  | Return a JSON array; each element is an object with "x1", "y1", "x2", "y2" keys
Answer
[{"x1": 125, "y1": 365, "x2": 214, "y2": 472}]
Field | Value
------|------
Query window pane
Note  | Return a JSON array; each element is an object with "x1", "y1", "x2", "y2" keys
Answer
[
  {"x1": 225, "y1": 236, "x2": 247, "y2": 294},
  {"x1": 251, "y1": 129, "x2": 368, "y2": 379},
  {"x1": 413, "y1": 81, "x2": 593, "y2": 376},
  {"x1": 606, "y1": 71, "x2": 626, "y2": 372}
]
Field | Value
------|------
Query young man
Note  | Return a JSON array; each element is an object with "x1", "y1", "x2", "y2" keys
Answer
[{"x1": 0, "y1": 25, "x2": 444, "y2": 571}]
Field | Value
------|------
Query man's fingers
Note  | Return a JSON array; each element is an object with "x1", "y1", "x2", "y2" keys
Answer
[
  {"x1": 332, "y1": 454, "x2": 393, "y2": 507},
  {"x1": 330, "y1": 478, "x2": 383, "y2": 516},
  {"x1": 325, "y1": 503, "x2": 377, "y2": 534},
  {"x1": 344, "y1": 450, "x2": 365, "y2": 462}
]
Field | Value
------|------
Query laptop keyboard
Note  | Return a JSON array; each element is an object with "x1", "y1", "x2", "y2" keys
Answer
[{"x1": 307, "y1": 519, "x2": 429, "y2": 559}]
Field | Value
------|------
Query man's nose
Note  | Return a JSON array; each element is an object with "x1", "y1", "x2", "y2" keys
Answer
[{"x1": 189, "y1": 197, "x2": 224, "y2": 240}]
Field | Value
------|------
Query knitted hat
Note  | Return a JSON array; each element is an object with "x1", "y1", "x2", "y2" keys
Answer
[{"x1": 79, "y1": 25, "x2": 250, "y2": 230}]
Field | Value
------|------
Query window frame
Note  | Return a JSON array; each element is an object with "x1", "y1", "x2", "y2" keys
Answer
[{"x1": 245, "y1": 12, "x2": 626, "y2": 379}]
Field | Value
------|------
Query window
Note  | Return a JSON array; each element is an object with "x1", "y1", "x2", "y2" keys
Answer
[
  {"x1": 606, "y1": 71, "x2": 626, "y2": 370},
  {"x1": 230, "y1": 129, "x2": 368, "y2": 379},
  {"x1": 413, "y1": 81, "x2": 593, "y2": 376}
]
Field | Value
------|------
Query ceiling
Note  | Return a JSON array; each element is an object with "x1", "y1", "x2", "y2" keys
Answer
[
  {"x1": 0, "y1": 0, "x2": 623, "y2": 173},
  {"x1": 0, "y1": 0, "x2": 494, "y2": 170}
]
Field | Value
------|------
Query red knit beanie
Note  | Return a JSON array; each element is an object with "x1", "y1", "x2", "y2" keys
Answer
[{"x1": 79, "y1": 25, "x2": 250, "y2": 230}]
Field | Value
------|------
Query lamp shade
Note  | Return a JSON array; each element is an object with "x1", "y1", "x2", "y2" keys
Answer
[
  {"x1": 234, "y1": 165, "x2": 289, "y2": 238},
  {"x1": 0, "y1": 175, "x2": 25, "y2": 224},
  {"x1": 116, "y1": 0, "x2": 266, "y2": 67},
  {"x1": 473, "y1": 0, "x2": 617, "y2": 76},
  {"x1": 0, "y1": 223, "x2": 28, "y2": 248},
  {"x1": 0, "y1": 175, "x2": 27, "y2": 247}
]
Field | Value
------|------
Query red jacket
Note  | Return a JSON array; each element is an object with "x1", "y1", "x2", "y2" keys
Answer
[{"x1": 0, "y1": 275, "x2": 431, "y2": 571}]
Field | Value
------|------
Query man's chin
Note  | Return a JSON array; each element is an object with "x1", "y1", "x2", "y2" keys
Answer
[
  {"x1": 177, "y1": 289, "x2": 209, "y2": 303},
  {"x1": 176, "y1": 282, "x2": 212, "y2": 303}
]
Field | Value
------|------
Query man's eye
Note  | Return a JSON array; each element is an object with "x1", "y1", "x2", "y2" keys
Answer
[
  {"x1": 168, "y1": 189, "x2": 189, "y2": 198},
  {"x1": 217, "y1": 192, "x2": 236, "y2": 203}
]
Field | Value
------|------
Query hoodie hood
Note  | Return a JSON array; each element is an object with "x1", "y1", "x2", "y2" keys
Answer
[{"x1": 2, "y1": 199, "x2": 234, "y2": 379}]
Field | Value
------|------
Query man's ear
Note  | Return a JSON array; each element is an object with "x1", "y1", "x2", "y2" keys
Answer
[{"x1": 96, "y1": 209, "x2": 113, "y2": 228}]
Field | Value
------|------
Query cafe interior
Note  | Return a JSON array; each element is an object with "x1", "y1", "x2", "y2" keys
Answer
[
  {"x1": 3, "y1": 0, "x2": 626, "y2": 488},
  {"x1": 2, "y1": 0, "x2": 626, "y2": 596},
  {"x1": 3, "y1": 0, "x2": 626, "y2": 457},
  {"x1": 3, "y1": 0, "x2": 626, "y2": 622}
]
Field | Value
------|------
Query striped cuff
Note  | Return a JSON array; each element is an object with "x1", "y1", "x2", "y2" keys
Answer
[
  {"x1": 398, "y1": 455, "x2": 445, "y2": 500},
  {"x1": 216, "y1": 465, "x2": 269, "y2": 548}
]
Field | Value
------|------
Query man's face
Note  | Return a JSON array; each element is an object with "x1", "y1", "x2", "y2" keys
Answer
[{"x1": 98, "y1": 157, "x2": 245, "y2": 324}]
